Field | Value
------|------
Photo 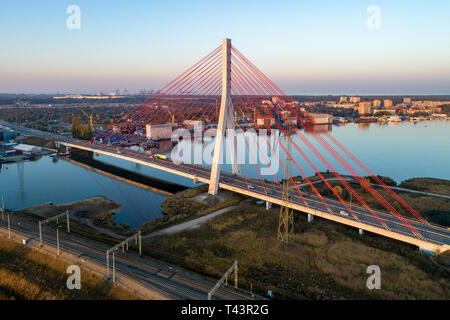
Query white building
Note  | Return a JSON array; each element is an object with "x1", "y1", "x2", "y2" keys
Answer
[
  {"x1": 13, "y1": 144, "x2": 42, "y2": 154},
  {"x1": 305, "y1": 113, "x2": 333, "y2": 124},
  {"x1": 145, "y1": 123, "x2": 177, "y2": 140}
]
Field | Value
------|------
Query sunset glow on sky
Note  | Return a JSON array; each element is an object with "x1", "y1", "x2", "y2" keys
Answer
[{"x1": 1, "y1": 0, "x2": 449, "y2": 94}]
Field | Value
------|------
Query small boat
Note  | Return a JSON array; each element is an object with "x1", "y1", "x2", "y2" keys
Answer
[{"x1": 57, "y1": 152, "x2": 70, "y2": 157}]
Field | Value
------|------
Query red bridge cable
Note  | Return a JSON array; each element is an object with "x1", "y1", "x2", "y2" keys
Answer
[
  {"x1": 232, "y1": 52, "x2": 423, "y2": 237},
  {"x1": 232, "y1": 47, "x2": 426, "y2": 224},
  {"x1": 106, "y1": 53, "x2": 223, "y2": 144},
  {"x1": 231, "y1": 70, "x2": 311, "y2": 207},
  {"x1": 234, "y1": 55, "x2": 423, "y2": 238},
  {"x1": 231, "y1": 50, "x2": 406, "y2": 231},
  {"x1": 90, "y1": 45, "x2": 221, "y2": 143}
]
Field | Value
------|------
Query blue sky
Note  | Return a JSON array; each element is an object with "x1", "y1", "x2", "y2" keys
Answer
[{"x1": 1, "y1": 0, "x2": 449, "y2": 94}]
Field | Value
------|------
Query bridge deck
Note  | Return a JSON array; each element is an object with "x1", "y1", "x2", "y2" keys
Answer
[{"x1": 2, "y1": 120, "x2": 449, "y2": 254}]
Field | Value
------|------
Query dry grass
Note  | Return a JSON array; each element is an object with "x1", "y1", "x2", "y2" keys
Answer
[
  {"x1": 0, "y1": 237, "x2": 140, "y2": 300},
  {"x1": 399, "y1": 178, "x2": 450, "y2": 195},
  {"x1": 142, "y1": 204, "x2": 450, "y2": 300}
]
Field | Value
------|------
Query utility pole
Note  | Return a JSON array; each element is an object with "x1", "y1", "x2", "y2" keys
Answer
[
  {"x1": 7, "y1": 212, "x2": 11, "y2": 239},
  {"x1": 56, "y1": 225, "x2": 60, "y2": 255},
  {"x1": 39, "y1": 221, "x2": 42, "y2": 245},
  {"x1": 278, "y1": 117, "x2": 294, "y2": 248},
  {"x1": 208, "y1": 260, "x2": 238, "y2": 300},
  {"x1": 1, "y1": 195, "x2": 4, "y2": 221},
  {"x1": 138, "y1": 231, "x2": 142, "y2": 256},
  {"x1": 39, "y1": 210, "x2": 70, "y2": 251},
  {"x1": 112, "y1": 251, "x2": 116, "y2": 283},
  {"x1": 106, "y1": 250, "x2": 110, "y2": 279},
  {"x1": 66, "y1": 210, "x2": 70, "y2": 233},
  {"x1": 350, "y1": 191, "x2": 353, "y2": 211},
  {"x1": 106, "y1": 232, "x2": 141, "y2": 281}
]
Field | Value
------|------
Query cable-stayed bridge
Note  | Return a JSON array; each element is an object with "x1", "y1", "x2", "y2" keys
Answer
[{"x1": 3, "y1": 39, "x2": 449, "y2": 254}]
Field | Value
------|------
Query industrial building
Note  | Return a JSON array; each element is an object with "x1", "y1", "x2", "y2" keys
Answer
[
  {"x1": 145, "y1": 123, "x2": 177, "y2": 140},
  {"x1": 0, "y1": 127, "x2": 16, "y2": 141},
  {"x1": 305, "y1": 113, "x2": 333, "y2": 125},
  {"x1": 256, "y1": 117, "x2": 275, "y2": 127}
]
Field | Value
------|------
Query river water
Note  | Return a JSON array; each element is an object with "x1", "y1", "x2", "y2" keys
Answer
[{"x1": 1, "y1": 120, "x2": 449, "y2": 228}]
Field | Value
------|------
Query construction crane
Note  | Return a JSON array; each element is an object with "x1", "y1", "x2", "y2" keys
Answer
[
  {"x1": 79, "y1": 108, "x2": 93, "y2": 131},
  {"x1": 167, "y1": 109, "x2": 175, "y2": 123}
]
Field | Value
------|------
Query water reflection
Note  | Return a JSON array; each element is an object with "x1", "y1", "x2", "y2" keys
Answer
[
  {"x1": 0, "y1": 120, "x2": 448, "y2": 230},
  {"x1": 0, "y1": 156, "x2": 167, "y2": 228},
  {"x1": 304, "y1": 124, "x2": 332, "y2": 134},
  {"x1": 96, "y1": 120, "x2": 449, "y2": 184}
]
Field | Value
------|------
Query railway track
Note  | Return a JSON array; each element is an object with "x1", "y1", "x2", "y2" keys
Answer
[{"x1": 0, "y1": 215, "x2": 255, "y2": 300}]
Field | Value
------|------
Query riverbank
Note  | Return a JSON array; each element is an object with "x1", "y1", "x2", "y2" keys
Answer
[
  {"x1": 137, "y1": 185, "x2": 248, "y2": 235},
  {"x1": 70, "y1": 150, "x2": 186, "y2": 194}
]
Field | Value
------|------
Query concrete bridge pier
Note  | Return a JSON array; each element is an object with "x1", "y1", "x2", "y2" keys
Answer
[
  {"x1": 419, "y1": 247, "x2": 437, "y2": 256},
  {"x1": 266, "y1": 201, "x2": 272, "y2": 210},
  {"x1": 358, "y1": 228, "x2": 365, "y2": 236},
  {"x1": 307, "y1": 213, "x2": 314, "y2": 223}
]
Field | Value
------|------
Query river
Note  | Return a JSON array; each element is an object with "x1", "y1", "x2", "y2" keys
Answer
[{"x1": 1, "y1": 119, "x2": 448, "y2": 228}]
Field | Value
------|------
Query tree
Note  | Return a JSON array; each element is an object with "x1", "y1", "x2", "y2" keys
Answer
[
  {"x1": 333, "y1": 185, "x2": 343, "y2": 198},
  {"x1": 360, "y1": 178, "x2": 371, "y2": 193}
]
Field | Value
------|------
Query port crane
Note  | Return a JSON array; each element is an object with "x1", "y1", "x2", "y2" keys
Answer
[{"x1": 79, "y1": 108, "x2": 93, "y2": 131}]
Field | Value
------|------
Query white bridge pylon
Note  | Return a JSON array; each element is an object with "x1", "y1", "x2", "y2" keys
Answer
[{"x1": 208, "y1": 38, "x2": 240, "y2": 195}]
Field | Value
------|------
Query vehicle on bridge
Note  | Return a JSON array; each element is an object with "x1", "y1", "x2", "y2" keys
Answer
[
  {"x1": 339, "y1": 210, "x2": 349, "y2": 216},
  {"x1": 154, "y1": 154, "x2": 168, "y2": 160}
]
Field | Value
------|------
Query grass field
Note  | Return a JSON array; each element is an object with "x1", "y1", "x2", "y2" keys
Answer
[
  {"x1": 305, "y1": 177, "x2": 450, "y2": 226},
  {"x1": 142, "y1": 204, "x2": 450, "y2": 300},
  {"x1": 0, "y1": 237, "x2": 140, "y2": 300}
]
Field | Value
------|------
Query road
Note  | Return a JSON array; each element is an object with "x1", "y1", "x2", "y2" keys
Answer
[
  {"x1": 144, "y1": 205, "x2": 238, "y2": 238},
  {"x1": 2, "y1": 120, "x2": 449, "y2": 252},
  {"x1": 295, "y1": 177, "x2": 450, "y2": 200}
]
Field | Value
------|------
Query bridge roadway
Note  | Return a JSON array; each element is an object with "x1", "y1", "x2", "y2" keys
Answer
[{"x1": 2, "y1": 121, "x2": 449, "y2": 253}]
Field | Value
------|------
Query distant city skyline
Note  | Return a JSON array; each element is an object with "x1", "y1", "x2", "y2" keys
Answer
[{"x1": 1, "y1": 0, "x2": 449, "y2": 95}]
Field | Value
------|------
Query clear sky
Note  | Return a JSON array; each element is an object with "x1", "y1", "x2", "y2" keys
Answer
[{"x1": 1, "y1": 0, "x2": 449, "y2": 95}]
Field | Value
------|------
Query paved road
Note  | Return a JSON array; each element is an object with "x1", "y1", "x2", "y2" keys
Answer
[
  {"x1": 2, "y1": 120, "x2": 449, "y2": 249},
  {"x1": 296, "y1": 177, "x2": 450, "y2": 200},
  {"x1": 145, "y1": 205, "x2": 238, "y2": 239}
]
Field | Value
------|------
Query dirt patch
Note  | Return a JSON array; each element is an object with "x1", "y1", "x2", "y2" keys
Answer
[
  {"x1": 19, "y1": 196, "x2": 121, "y2": 220},
  {"x1": 192, "y1": 190, "x2": 235, "y2": 206}
]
